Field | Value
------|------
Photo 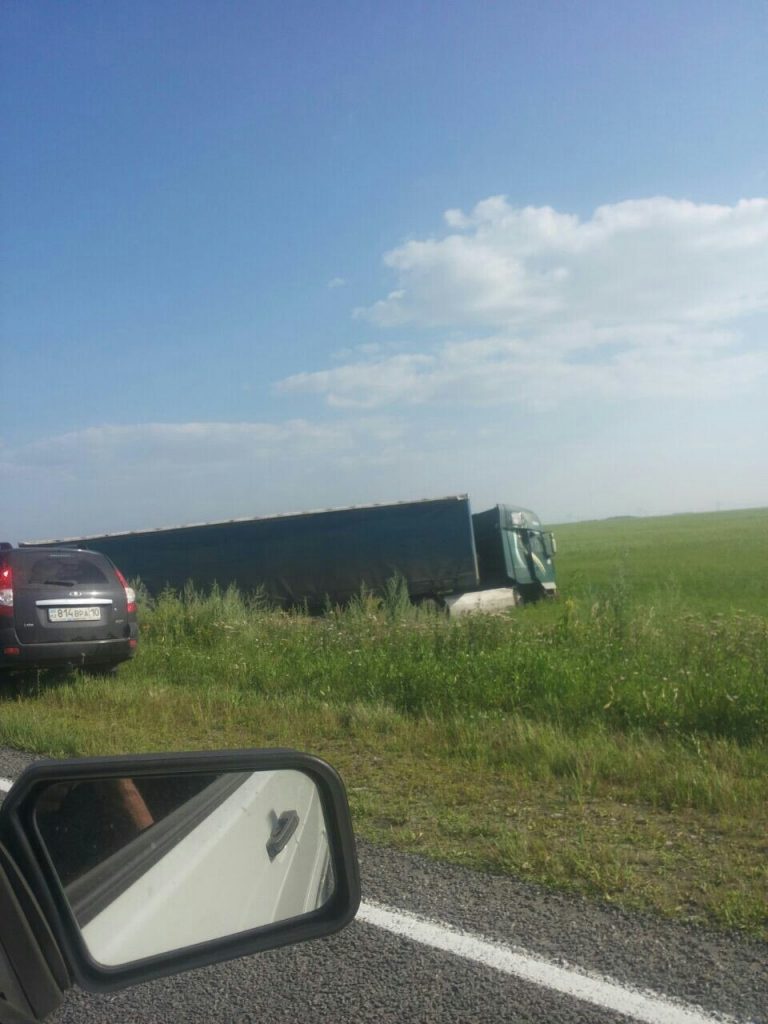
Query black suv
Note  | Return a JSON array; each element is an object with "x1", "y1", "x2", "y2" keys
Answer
[{"x1": 0, "y1": 545, "x2": 138, "y2": 673}]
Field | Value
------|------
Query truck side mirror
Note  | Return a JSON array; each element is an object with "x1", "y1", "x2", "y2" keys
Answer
[
  {"x1": 0, "y1": 750, "x2": 360, "y2": 1003},
  {"x1": 543, "y1": 533, "x2": 557, "y2": 557}
]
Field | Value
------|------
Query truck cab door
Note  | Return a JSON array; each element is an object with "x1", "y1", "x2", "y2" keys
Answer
[
  {"x1": 525, "y1": 531, "x2": 557, "y2": 592},
  {"x1": 501, "y1": 530, "x2": 534, "y2": 587}
]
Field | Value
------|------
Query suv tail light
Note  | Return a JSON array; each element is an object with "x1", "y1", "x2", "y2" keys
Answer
[
  {"x1": 114, "y1": 568, "x2": 137, "y2": 614},
  {"x1": 0, "y1": 563, "x2": 13, "y2": 617}
]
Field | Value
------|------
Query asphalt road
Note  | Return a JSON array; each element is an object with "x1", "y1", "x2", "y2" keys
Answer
[{"x1": 1, "y1": 747, "x2": 765, "y2": 1024}]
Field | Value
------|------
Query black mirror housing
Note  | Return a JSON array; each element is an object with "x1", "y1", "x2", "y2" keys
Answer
[{"x1": 0, "y1": 749, "x2": 360, "y2": 995}]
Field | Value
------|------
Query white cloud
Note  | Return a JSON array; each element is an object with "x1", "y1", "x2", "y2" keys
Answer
[
  {"x1": 279, "y1": 354, "x2": 437, "y2": 408},
  {"x1": 6, "y1": 420, "x2": 355, "y2": 469},
  {"x1": 0, "y1": 417, "x2": 416, "y2": 540},
  {"x1": 301, "y1": 197, "x2": 768, "y2": 406},
  {"x1": 327, "y1": 276, "x2": 346, "y2": 289},
  {"x1": 280, "y1": 325, "x2": 766, "y2": 409},
  {"x1": 1, "y1": 417, "x2": 419, "y2": 481}
]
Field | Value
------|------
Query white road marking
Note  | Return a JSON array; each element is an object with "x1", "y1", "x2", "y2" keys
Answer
[
  {"x1": 0, "y1": 776, "x2": 742, "y2": 1023},
  {"x1": 358, "y1": 901, "x2": 738, "y2": 1024}
]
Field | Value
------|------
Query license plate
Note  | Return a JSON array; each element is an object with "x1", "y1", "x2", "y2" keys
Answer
[{"x1": 48, "y1": 607, "x2": 102, "y2": 622}]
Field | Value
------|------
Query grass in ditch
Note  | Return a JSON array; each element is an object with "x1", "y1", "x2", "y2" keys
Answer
[{"x1": 1, "y1": 507, "x2": 766, "y2": 938}]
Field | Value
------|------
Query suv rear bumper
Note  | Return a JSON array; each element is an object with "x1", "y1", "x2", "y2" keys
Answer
[{"x1": 0, "y1": 631, "x2": 138, "y2": 670}]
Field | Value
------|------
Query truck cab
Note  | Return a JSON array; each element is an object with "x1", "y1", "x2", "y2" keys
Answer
[{"x1": 471, "y1": 505, "x2": 557, "y2": 603}]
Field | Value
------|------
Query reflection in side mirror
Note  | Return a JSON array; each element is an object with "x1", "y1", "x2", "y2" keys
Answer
[{"x1": 33, "y1": 769, "x2": 335, "y2": 967}]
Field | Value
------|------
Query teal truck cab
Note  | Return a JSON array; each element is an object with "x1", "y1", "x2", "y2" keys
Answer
[{"x1": 471, "y1": 505, "x2": 558, "y2": 604}]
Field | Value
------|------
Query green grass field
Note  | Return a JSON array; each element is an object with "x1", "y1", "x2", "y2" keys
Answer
[
  {"x1": 553, "y1": 506, "x2": 768, "y2": 613},
  {"x1": 1, "y1": 507, "x2": 766, "y2": 937}
]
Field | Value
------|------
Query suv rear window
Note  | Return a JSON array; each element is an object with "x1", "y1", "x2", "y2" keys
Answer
[{"x1": 13, "y1": 551, "x2": 110, "y2": 586}]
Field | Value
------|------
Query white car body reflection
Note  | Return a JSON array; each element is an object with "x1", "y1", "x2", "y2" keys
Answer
[{"x1": 80, "y1": 770, "x2": 331, "y2": 966}]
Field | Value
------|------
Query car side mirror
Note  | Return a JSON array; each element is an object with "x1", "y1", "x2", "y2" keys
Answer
[{"x1": 0, "y1": 750, "x2": 360, "y2": 1000}]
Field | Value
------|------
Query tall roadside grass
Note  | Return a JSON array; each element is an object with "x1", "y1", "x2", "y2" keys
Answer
[{"x1": 133, "y1": 581, "x2": 767, "y2": 743}]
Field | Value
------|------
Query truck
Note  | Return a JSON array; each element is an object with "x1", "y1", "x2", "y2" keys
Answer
[{"x1": 21, "y1": 495, "x2": 557, "y2": 614}]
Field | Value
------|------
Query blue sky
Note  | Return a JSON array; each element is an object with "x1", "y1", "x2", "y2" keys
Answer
[{"x1": 2, "y1": 0, "x2": 767, "y2": 541}]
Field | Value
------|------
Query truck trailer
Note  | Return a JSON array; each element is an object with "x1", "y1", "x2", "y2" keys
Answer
[{"x1": 21, "y1": 495, "x2": 557, "y2": 614}]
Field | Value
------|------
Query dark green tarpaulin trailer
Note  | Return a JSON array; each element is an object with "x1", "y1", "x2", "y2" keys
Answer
[{"x1": 23, "y1": 496, "x2": 481, "y2": 608}]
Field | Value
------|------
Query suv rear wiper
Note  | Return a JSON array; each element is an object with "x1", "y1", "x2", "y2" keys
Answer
[{"x1": 39, "y1": 579, "x2": 78, "y2": 587}]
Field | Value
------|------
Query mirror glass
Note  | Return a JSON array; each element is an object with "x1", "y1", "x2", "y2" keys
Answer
[{"x1": 32, "y1": 768, "x2": 335, "y2": 966}]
